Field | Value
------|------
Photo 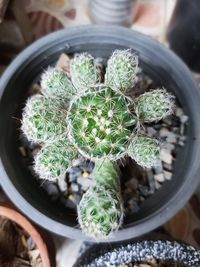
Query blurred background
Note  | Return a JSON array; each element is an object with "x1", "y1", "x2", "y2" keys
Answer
[{"x1": 0, "y1": 0, "x2": 200, "y2": 266}]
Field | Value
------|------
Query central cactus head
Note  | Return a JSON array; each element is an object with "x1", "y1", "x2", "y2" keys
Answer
[{"x1": 67, "y1": 86, "x2": 138, "y2": 160}]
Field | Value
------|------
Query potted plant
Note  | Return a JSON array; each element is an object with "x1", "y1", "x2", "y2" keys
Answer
[
  {"x1": 0, "y1": 25, "x2": 200, "y2": 242},
  {"x1": 73, "y1": 238, "x2": 200, "y2": 266}
]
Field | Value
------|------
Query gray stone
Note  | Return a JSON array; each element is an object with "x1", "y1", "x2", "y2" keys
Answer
[
  {"x1": 155, "y1": 181, "x2": 162, "y2": 190},
  {"x1": 166, "y1": 132, "x2": 177, "y2": 144},
  {"x1": 153, "y1": 160, "x2": 163, "y2": 174},
  {"x1": 180, "y1": 115, "x2": 189, "y2": 124},
  {"x1": 71, "y1": 183, "x2": 79, "y2": 192},
  {"x1": 175, "y1": 107, "x2": 184, "y2": 117},
  {"x1": 77, "y1": 176, "x2": 92, "y2": 191},
  {"x1": 147, "y1": 127, "x2": 157, "y2": 137}
]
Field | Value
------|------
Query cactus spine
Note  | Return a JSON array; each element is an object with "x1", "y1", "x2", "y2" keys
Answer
[{"x1": 78, "y1": 160, "x2": 123, "y2": 239}]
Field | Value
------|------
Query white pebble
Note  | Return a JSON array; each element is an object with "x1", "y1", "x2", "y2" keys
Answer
[
  {"x1": 164, "y1": 170, "x2": 172, "y2": 180},
  {"x1": 154, "y1": 173, "x2": 165, "y2": 183},
  {"x1": 160, "y1": 128, "x2": 170, "y2": 137},
  {"x1": 160, "y1": 149, "x2": 173, "y2": 165}
]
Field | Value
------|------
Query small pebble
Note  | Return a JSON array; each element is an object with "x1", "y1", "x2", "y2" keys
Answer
[
  {"x1": 175, "y1": 107, "x2": 184, "y2": 117},
  {"x1": 155, "y1": 181, "x2": 162, "y2": 190},
  {"x1": 77, "y1": 176, "x2": 92, "y2": 191},
  {"x1": 57, "y1": 176, "x2": 68, "y2": 192},
  {"x1": 147, "y1": 127, "x2": 157, "y2": 137},
  {"x1": 180, "y1": 115, "x2": 189, "y2": 124},
  {"x1": 154, "y1": 173, "x2": 165, "y2": 183},
  {"x1": 71, "y1": 183, "x2": 79, "y2": 192},
  {"x1": 166, "y1": 132, "x2": 177, "y2": 144},
  {"x1": 160, "y1": 149, "x2": 173, "y2": 165},
  {"x1": 153, "y1": 160, "x2": 163, "y2": 174},
  {"x1": 163, "y1": 170, "x2": 172, "y2": 180},
  {"x1": 159, "y1": 128, "x2": 170, "y2": 137}
]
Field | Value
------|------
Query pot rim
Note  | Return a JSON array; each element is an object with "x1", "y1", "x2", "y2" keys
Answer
[
  {"x1": 0, "y1": 25, "x2": 200, "y2": 242},
  {"x1": 0, "y1": 204, "x2": 51, "y2": 267}
]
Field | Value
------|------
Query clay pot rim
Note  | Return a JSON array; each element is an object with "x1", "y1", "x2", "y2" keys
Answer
[{"x1": 0, "y1": 204, "x2": 51, "y2": 267}]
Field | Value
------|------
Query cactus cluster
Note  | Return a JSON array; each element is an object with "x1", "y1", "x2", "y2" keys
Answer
[{"x1": 21, "y1": 49, "x2": 175, "y2": 239}]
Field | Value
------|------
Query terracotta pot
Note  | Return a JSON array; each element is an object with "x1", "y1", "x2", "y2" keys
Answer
[{"x1": 0, "y1": 203, "x2": 53, "y2": 267}]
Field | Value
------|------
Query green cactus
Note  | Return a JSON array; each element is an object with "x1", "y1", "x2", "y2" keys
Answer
[
  {"x1": 21, "y1": 49, "x2": 177, "y2": 240},
  {"x1": 34, "y1": 140, "x2": 77, "y2": 181},
  {"x1": 78, "y1": 160, "x2": 123, "y2": 239},
  {"x1": 105, "y1": 49, "x2": 138, "y2": 93},
  {"x1": 136, "y1": 89, "x2": 175, "y2": 122},
  {"x1": 70, "y1": 53, "x2": 100, "y2": 91},
  {"x1": 67, "y1": 86, "x2": 138, "y2": 160},
  {"x1": 128, "y1": 135, "x2": 160, "y2": 168},
  {"x1": 41, "y1": 67, "x2": 75, "y2": 100},
  {"x1": 21, "y1": 95, "x2": 67, "y2": 143}
]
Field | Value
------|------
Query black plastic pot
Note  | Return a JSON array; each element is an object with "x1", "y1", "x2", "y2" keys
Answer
[
  {"x1": 0, "y1": 25, "x2": 200, "y2": 242},
  {"x1": 73, "y1": 239, "x2": 200, "y2": 266},
  {"x1": 167, "y1": 0, "x2": 200, "y2": 72}
]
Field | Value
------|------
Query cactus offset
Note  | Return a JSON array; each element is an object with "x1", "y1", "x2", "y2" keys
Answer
[
  {"x1": 128, "y1": 136, "x2": 160, "y2": 168},
  {"x1": 78, "y1": 160, "x2": 123, "y2": 239},
  {"x1": 34, "y1": 140, "x2": 77, "y2": 181},
  {"x1": 136, "y1": 89, "x2": 175, "y2": 122},
  {"x1": 21, "y1": 95, "x2": 67, "y2": 143},
  {"x1": 41, "y1": 67, "x2": 76, "y2": 100},
  {"x1": 70, "y1": 53, "x2": 100, "y2": 91},
  {"x1": 67, "y1": 86, "x2": 138, "y2": 160},
  {"x1": 105, "y1": 50, "x2": 138, "y2": 93}
]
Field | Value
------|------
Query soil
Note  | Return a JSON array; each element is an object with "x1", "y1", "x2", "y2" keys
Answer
[
  {"x1": 0, "y1": 216, "x2": 43, "y2": 267},
  {"x1": 18, "y1": 54, "x2": 188, "y2": 217}
]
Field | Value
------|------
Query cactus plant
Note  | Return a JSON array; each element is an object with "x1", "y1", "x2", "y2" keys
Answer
[
  {"x1": 67, "y1": 86, "x2": 138, "y2": 160},
  {"x1": 136, "y1": 89, "x2": 175, "y2": 122},
  {"x1": 78, "y1": 160, "x2": 123, "y2": 239},
  {"x1": 21, "y1": 94, "x2": 67, "y2": 143},
  {"x1": 41, "y1": 67, "x2": 75, "y2": 100},
  {"x1": 21, "y1": 49, "x2": 176, "y2": 239},
  {"x1": 105, "y1": 50, "x2": 138, "y2": 93},
  {"x1": 128, "y1": 136, "x2": 160, "y2": 168},
  {"x1": 34, "y1": 140, "x2": 78, "y2": 181},
  {"x1": 70, "y1": 53, "x2": 100, "y2": 91}
]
